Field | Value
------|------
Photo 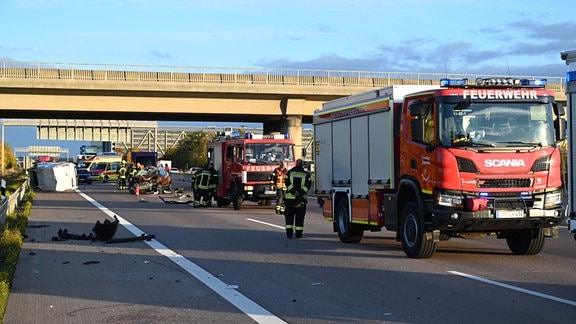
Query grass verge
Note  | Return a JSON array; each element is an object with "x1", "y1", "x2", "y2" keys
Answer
[{"x1": 0, "y1": 171, "x2": 33, "y2": 321}]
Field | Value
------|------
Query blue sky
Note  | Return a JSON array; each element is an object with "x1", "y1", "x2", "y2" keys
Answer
[{"x1": 2, "y1": 0, "x2": 576, "y2": 156}]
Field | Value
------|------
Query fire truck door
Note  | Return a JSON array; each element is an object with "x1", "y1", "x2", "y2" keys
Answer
[{"x1": 404, "y1": 97, "x2": 437, "y2": 195}]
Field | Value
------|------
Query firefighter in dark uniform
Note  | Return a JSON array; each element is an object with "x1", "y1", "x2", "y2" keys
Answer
[
  {"x1": 284, "y1": 159, "x2": 311, "y2": 238},
  {"x1": 194, "y1": 164, "x2": 212, "y2": 207},
  {"x1": 271, "y1": 161, "x2": 287, "y2": 214},
  {"x1": 191, "y1": 166, "x2": 200, "y2": 201},
  {"x1": 117, "y1": 161, "x2": 127, "y2": 190},
  {"x1": 128, "y1": 162, "x2": 138, "y2": 193}
]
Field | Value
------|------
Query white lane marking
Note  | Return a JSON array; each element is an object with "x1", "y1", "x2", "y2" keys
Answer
[
  {"x1": 246, "y1": 218, "x2": 284, "y2": 229},
  {"x1": 77, "y1": 190, "x2": 287, "y2": 324},
  {"x1": 448, "y1": 270, "x2": 576, "y2": 307}
]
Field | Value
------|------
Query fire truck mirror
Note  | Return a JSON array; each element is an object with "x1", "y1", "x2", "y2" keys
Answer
[
  {"x1": 553, "y1": 103, "x2": 566, "y2": 117},
  {"x1": 555, "y1": 118, "x2": 567, "y2": 141},
  {"x1": 553, "y1": 103, "x2": 567, "y2": 140}
]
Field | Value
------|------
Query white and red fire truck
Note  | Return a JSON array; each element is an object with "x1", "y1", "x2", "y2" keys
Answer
[
  {"x1": 208, "y1": 132, "x2": 296, "y2": 210},
  {"x1": 314, "y1": 78, "x2": 566, "y2": 258}
]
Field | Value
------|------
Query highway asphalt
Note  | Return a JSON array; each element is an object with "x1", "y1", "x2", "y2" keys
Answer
[{"x1": 3, "y1": 190, "x2": 252, "y2": 324}]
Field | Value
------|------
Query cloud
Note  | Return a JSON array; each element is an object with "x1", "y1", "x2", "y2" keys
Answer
[{"x1": 256, "y1": 16, "x2": 575, "y2": 77}]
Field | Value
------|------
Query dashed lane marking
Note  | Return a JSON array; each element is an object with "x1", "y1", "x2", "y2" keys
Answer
[{"x1": 448, "y1": 270, "x2": 576, "y2": 307}]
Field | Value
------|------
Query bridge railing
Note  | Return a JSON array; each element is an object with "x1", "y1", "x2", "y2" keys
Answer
[{"x1": 0, "y1": 61, "x2": 566, "y2": 93}]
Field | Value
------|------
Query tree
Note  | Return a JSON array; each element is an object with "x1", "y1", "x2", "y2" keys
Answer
[
  {"x1": 162, "y1": 131, "x2": 213, "y2": 170},
  {"x1": 2, "y1": 143, "x2": 18, "y2": 170}
]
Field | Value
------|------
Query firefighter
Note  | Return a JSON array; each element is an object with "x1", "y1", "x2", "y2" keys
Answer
[
  {"x1": 194, "y1": 164, "x2": 212, "y2": 207},
  {"x1": 117, "y1": 161, "x2": 127, "y2": 190},
  {"x1": 284, "y1": 159, "x2": 311, "y2": 238},
  {"x1": 191, "y1": 166, "x2": 200, "y2": 199},
  {"x1": 128, "y1": 162, "x2": 138, "y2": 193},
  {"x1": 271, "y1": 161, "x2": 287, "y2": 214},
  {"x1": 208, "y1": 163, "x2": 218, "y2": 206}
]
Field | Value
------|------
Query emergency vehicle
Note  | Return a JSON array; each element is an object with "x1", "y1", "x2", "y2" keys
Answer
[
  {"x1": 76, "y1": 154, "x2": 122, "y2": 183},
  {"x1": 208, "y1": 132, "x2": 296, "y2": 210},
  {"x1": 314, "y1": 78, "x2": 566, "y2": 258},
  {"x1": 561, "y1": 49, "x2": 576, "y2": 241}
]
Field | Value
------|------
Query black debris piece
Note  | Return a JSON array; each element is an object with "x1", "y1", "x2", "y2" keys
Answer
[
  {"x1": 51, "y1": 216, "x2": 119, "y2": 242},
  {"x1": 91, "y1": 215, "x2": 120, "y2": 241},
  {"x1": 106, "y1": 234, "x2": 156, "y2": 244}
]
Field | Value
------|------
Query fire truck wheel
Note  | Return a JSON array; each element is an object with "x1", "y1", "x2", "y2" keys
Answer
[
  {"x1": 400, "y1": 202, "x2": 437, "y2": 258},
  {"x1": 335, "y1": 196, "x2": 363, "y2": 243},
  {"x1": 505, "y1": 228, "x2": 545, "y2": 255}
]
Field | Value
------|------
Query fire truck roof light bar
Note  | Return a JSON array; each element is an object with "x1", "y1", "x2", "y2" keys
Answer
[
  {"x1": 440, "y1": 78, "x2": 546, "y2": 88},
  {"x1": 440, "y1": 78, "x2": 468, "y2": 87},
  {"x1": 245, "y1": 132, "x2": 289, "y2": 140}
]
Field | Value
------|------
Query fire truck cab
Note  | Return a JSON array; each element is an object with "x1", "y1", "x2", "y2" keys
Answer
[{"x1": 208, "y1": 132, "x2": 296, "y2": 210}]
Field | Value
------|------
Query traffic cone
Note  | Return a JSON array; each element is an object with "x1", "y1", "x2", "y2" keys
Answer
[{"x1": 135, "y1": 185, "x2": 140, "y2": 196}]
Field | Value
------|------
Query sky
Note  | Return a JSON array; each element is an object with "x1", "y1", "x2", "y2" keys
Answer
[{"x1": 2, "y1": 0, "x2": 576, "y2": 157}]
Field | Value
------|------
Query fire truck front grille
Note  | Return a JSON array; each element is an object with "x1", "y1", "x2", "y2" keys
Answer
[
  {"x1": 477, "y1": 178, "x2": 532, "y2": 188},
  {"x1": 247, "y1": 172, "x2": 271, "y2": 182},
  {"x1": 492, "y1": 198, "x2": 534, "y2": 209},
  {"x1": 468, "y1": 192, "x2": 535, "y2": 209}
]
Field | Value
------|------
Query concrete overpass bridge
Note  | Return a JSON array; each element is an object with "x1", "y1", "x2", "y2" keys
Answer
[{"x1": 0, "y1": 61, "x2": 567, "y2": 158}]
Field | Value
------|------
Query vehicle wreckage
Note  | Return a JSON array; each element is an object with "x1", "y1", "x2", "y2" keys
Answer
[{"x1": 129, "y1": 167, "x2": 172, "y2": 194}]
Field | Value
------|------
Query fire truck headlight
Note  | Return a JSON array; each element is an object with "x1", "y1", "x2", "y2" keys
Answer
[
  {"x1": 245, "y1": 185, "x2": 254, "y2": 191},
  {"x1": 544, "y1": 190, "x2": 563, "y2": 208},
  {"x1": 435, "y1": 191, "x2": 463, "y2": 208}
]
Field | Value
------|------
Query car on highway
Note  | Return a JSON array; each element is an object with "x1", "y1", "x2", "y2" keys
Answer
[{"x1": 76, "y1": 167, "x2": 93, "y2": 184}]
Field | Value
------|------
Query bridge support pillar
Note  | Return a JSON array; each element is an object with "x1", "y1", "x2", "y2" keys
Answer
[
  {"x1": 286, "y1": 115, "x2": 302, "y2": 160},
  {"x1": 263, "y1": 115, "x2": 302, "y2": 160}
]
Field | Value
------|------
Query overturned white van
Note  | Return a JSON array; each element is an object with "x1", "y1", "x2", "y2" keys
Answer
[{"x1": 30, "y1": 162, "x2": 78, "y2": 192}]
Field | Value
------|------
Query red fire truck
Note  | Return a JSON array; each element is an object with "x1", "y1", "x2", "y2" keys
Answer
[
  {"x1": 208, "y1": 132, "x2": 296, "y2": 210},
  {"x1": 314, "y1": 78, "x2": 566, "y2": 258}
]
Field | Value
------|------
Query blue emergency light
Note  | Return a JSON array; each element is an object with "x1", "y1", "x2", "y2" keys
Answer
[
  {"x1": 567, "y1": 71, "x2": 576, "y2": 83},
  {"x1": 440, "y1": 78, "x2": 468, "y2": 87},
  {"x1": 520, "y1": 79, "x2": 547, "y2": 87}
]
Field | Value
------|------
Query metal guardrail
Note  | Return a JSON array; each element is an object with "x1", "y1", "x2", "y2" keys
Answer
[
  {"x1": 0, "y1": 179, "x2": 29, "y2": 226},
  {"x1": 0, "y1": 61, "x2": 566, "y2": 93}
]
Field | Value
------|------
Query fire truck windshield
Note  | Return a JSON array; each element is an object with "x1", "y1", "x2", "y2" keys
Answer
[
  {"x1": 439, "y1": 101, "x2": 555, "y2": 148},
  {"x1": 245, "y1": 143, "x2": 295, "y2": 164}
]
